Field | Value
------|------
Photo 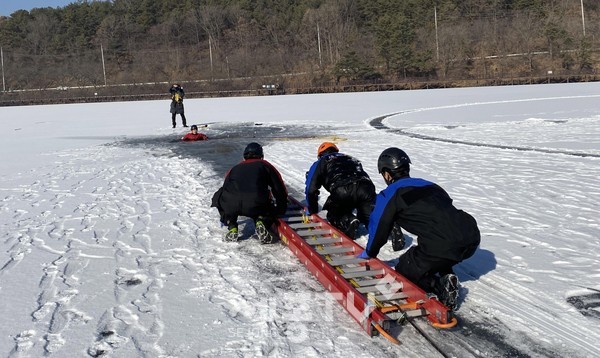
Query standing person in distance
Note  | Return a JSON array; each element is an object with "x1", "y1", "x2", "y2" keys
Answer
[
  {"x1": 211, "y1": 143, "x2": 288, "y2": 243},
  {"x1": 181, "y1": 125, "x2": 208, "y2": 141},
  {"x1": 305, "y1": 142, "x2": 377, "y2": 240},
  {"x1": 169, "y1": 83, "x2": 188, "y2": 128},
  {"x1": 358, "y1": 147, "x2": 481, "y2": 310}
]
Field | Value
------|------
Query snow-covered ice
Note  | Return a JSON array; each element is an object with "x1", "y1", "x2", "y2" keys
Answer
[{"x1": 1, "y1": 82, "x2": 599, "y2": 357}]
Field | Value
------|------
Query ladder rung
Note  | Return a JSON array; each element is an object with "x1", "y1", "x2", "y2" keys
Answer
[
  {"x1": 370, "y1": 292, "x2": 409, "y2": 302},
  {"x1": 317, "y1": 246, "x2": 355, "y2": 255},
  {"x1": 283, "y1": 216, "x2": 305, "y2": 223},
  {"x1": 339, "y1": 265, "x2": 367, "y2": 273},
  {"x1": 356, "y1": 285, "x2": 385, "y2": 293},
  {"x1": 289, "y1": 222, "x2": 323, "y2": 229},
  {"x1": 353, "y1": 278, "x2": 386, "y2": 287},
  {"x1": 328, "y1": 257, "x2": 366, "y2": 266},
  {"x1": 306, "y1": 237, "x2": 342, "y2": 246},
  {"x1": 342, "y1": 269, "x2": 385, "y2": 279},
  {"x1": 297, "y1": 229, "x2": 332, "y2": 237}
]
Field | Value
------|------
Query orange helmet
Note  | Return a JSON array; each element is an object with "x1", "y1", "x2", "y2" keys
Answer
[{"x1": 317, "y1": 142, "x2": 339, "y2": 158}]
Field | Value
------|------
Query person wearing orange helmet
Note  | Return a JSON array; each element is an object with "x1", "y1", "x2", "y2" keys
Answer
[{"x1": 304, "y1": 142, "x2": 376, "y2": 239}]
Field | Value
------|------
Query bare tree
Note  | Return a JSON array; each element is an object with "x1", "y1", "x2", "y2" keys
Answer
[
  {"x1": 435, "y1": 24, "x2": 470, "y2": 79},
  {"x1": 509, "y1": 10, "x2": 545, "y2": 74}
]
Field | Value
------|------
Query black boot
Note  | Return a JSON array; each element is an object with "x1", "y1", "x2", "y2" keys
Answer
[
  {"x1": 390, "y1": 223, "x2": 405, "y2": 251},
  {"x1": 435, "y1": 274, "x2": 459, "y2": 310},
  {"x1": 332, "y1": 214, "x2": 359, "y2": 240},
  {"x1": 255, "y1": 217, "x2": 276, "y2": 244}
]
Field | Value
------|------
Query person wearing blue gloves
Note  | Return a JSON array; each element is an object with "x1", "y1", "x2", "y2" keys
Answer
[
  {"x1": 358, "y1": 147, "x2": 480, "y2": 309},
  {"x1": 305, "y1": 142, "x2": 376, "y2": 239}
]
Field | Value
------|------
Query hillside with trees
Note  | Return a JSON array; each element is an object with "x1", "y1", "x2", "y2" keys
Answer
[{"x1": 0, "y1": 0, "x2": 599, "y2": 104}]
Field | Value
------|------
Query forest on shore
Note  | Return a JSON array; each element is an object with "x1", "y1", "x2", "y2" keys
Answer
[{"x1": 0, "y1": 0, "x2": 599, "y2": 103}]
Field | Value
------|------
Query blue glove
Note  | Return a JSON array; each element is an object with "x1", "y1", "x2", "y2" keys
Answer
[
  {"x1": 357, "y1": 250, "x2": 370, "y2": 260},
  {"x1": 303, "y1": 208, "x2": 312, "y2": 216}
]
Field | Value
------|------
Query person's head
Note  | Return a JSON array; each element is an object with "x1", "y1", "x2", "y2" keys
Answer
[
  {"x1": 243, "y1": 142, "x2": 264, "y2": 160},
  {"x1": 317, "y1": 142, "x2": 339, "y2": 158},
  {"x1": 190, "y1": 125, "x2": 198, "y2": 132},
  {"x1": 377, "y1": 147, "x2": 411, "y2": 185}
]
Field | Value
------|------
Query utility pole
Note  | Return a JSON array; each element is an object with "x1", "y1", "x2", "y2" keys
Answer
[
  {"x1": 209, "y1": 36, "x2": 214, "y2": 78},
  {"x1": 317, "y1": 22, "x2": 323, "y2": 67},
  {"x1": 1, "y1": 47, "x2": 5, "y2": 92},
  {"x1": 580, "y1": 0, "x2": 586, "y2": 37},
  {"x1": 101, "y1": 44, "x2": 107, "y2": 86},
  {"x1": 434, "y1": 7, "x2": 440, "y2": 61}
]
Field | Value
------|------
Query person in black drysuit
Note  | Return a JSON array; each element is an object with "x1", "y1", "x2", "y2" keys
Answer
[
  {"x1": 169, "y1": 83, "x2": 187, "y2": 128},
  {"x1": 305, "y1": 142, "x2": 376, "y2": 239},
  {"x1": 211, "y1": 142, "x2": 288, "y2": 243},
  {"x1": 358, "y1": 147, "x2": 481, "y2": 309}
]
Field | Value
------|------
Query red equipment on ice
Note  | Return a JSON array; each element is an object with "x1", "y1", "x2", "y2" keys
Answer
[{"x1": 276, "y1": 197, "x2": 457, "y2": 344}]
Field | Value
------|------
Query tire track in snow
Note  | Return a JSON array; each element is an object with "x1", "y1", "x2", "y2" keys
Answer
[
  {"x1": 369, "y1": 113, "x2": 600, "y2": 158},
  {"x1": 366, "y1": 111, "x2": 600, "y2": 356}
]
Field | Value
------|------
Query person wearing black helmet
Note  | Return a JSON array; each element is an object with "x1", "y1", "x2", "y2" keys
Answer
[
  {"x1": 181, "y1": 125, "x2": 208, "y2": 141},
  {"x1": 169, "y1": 83, "x2": 188, "y2": 128},
  {"x1": 304, "y1": 142, "x2": 377, "y2": 239},
  {"x1": 211, "y1": 142, "x2": 288, "y2": 243},
  {"x1": 357, "y1": 147, "x2": 481, "y2": 310}
]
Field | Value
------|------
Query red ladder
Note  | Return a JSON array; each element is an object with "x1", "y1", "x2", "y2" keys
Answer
[{"x1": 276, "y1": 197, "x2": 457, "y2": 343}]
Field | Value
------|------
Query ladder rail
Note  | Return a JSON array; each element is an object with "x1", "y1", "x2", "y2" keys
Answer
[{"x1": 277, "y1": 197, "x2": 456, "y2": 341}]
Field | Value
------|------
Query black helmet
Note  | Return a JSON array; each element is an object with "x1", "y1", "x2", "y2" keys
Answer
[
  {"x1": 190, "y1": 125, "x2": 198, "y2": 130},
  {"x1": 243, "y1": 142, "x2": 263, "y2": 159},
  {"x1": 377, "y1": 147, "x2": 411, "y2": 175}
]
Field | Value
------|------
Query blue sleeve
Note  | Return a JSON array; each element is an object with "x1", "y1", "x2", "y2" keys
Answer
[
  {"x1": 366, "y1": 177, "x2": 435, "y2": 257},
  {"x1": 305, "y1": 160, "x2": 321, "y2": 213},
  {"x1": 366, "y1": 187, "x2": 395, "y2": 257}
]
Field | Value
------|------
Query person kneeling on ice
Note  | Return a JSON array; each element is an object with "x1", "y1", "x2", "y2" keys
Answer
[
  {"x1": 357, "y1": 147, "x2": 481, "y2": 310},
  {"x1": 304, "y1": 142, "x2": 376, "y2": 240},
  {"x1": 211, "y1": 142, "x2": 288, "y2": 243},
  {"x1": 181, "y1": 125, "x2": 208, "y2": 141}
]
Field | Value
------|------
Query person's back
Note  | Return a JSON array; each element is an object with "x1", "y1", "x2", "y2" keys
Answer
[
  {"x1": 362, "y1": 147, "x2": 480, "y2": 310},
  {"x1": 305, "y1": 142, "x2": 375, "y2": 239},
  {"x1": 212, "y1": 142, "x2": 287, "y2": 243},
  {"x1": 220, "y1": 158, "x2": 286, "y2": 216},
  {"x1": 314, "y1": 152, "x2": 371, "y2": 191},
  {"x1": 368, "y1": 177, "x2": 480, "y2": 260}
]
